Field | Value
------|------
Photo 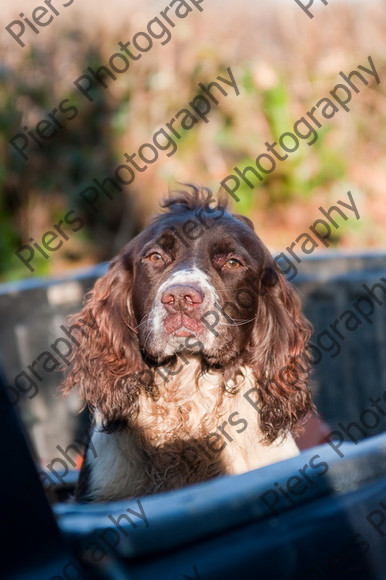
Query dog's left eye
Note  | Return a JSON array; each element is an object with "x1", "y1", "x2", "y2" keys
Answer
[{"x1": 224, "y1": 258, "x2": 243, "y2": 270}]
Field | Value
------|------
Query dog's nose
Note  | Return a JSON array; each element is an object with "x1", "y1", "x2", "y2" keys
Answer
[{"x1": 161, "y1": 284, "x2": 204, "y2": 312}]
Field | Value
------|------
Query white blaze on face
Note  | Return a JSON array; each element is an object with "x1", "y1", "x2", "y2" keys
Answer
[{"x1": 149, "y1": 266, "x2": 220, "y2": 356}]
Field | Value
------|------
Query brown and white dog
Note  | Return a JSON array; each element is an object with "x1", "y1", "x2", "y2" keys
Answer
[{"x1": 63, "y1": 186, "x2": 315, "y2": 502}]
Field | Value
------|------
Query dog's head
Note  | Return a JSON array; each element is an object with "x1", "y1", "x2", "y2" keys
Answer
[
  {"x1": 131, "y1": 189, "x2": 277, "y2": 365},
  {"x1": 63, "y1": 186, "x2": 313, "y2": 441}
]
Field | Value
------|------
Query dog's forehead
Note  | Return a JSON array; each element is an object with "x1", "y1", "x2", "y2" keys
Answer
[{"x1": 146, "y1": 209, "x2": 260, "y2": 250}]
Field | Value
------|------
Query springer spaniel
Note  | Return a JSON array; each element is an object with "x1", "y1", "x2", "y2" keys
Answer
[{"x1": 63, "y1": 186, "x2": 314, "y2": 502}]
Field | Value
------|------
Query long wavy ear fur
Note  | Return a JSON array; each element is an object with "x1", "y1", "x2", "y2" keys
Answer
[
  {"x1": 61, "y1": 251, "x2": 144, "y2": 421},
  {"x1": 247, "y1": 264, "x2": 314, "y2": 443}
]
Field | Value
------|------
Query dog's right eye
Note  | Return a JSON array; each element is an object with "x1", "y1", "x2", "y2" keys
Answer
[{"x1": 146, "y1": 252, "x2": 163, "y2": 263}]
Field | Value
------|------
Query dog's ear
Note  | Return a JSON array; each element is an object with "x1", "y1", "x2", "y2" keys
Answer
[
  {"x1": 247, "y1": 264, "x2": 314, "y2": 442},
  {"x1": 232, "y1": 214, "x2": 255, "y2": 230},
  {"x1": 61, "y1": 247, "x2": 145, "y2": 421}
]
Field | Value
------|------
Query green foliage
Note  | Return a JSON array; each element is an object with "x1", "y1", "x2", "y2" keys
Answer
[{"x1": 232, "y1": 76, "x2": 347, "y2": 217}]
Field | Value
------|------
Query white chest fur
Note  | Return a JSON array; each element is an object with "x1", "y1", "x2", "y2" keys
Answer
[{"x1": 85, "y1": 362, "x2": 299, "y2": 501}]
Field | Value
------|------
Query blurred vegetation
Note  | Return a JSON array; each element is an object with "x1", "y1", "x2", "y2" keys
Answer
[
  {"x1": 0, "y1": 0, "x2": 385, "y2": 282},
  {"x1": 0, "y1": 37, "x2": 138, "y2": 280}
]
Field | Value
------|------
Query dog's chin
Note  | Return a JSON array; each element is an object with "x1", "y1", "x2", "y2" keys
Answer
[
  {"x1": 140, "y1": 333, "x2": 200, "y2": 362},
  {"x1": 140, "y1": 329, "x2": 241, "y2": 369}
]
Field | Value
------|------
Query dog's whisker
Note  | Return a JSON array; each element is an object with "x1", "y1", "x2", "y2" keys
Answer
[
  {"x1": 220, "y1": 318, "x2": 256, "y2": 327},
  {"x1": 134, "y1": 314, "x2": 152, "y2": 330}
]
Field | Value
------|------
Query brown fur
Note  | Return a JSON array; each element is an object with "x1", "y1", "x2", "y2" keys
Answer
[{"x1": 62, "y1": 185, "x2": 314, "y2": 500}]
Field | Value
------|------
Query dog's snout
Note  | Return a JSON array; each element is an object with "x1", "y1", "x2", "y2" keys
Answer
[{"x1": 161, "y1": 284, "x2": 204, "y2": 312}]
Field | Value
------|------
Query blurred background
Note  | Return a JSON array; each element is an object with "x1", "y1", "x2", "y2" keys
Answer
[
  {"x1": 0, "y1": 0, "x2": 385, "y2": 282},
  {"x1": 0, "y1": 0, "x2": 385, "y2": 472}
]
